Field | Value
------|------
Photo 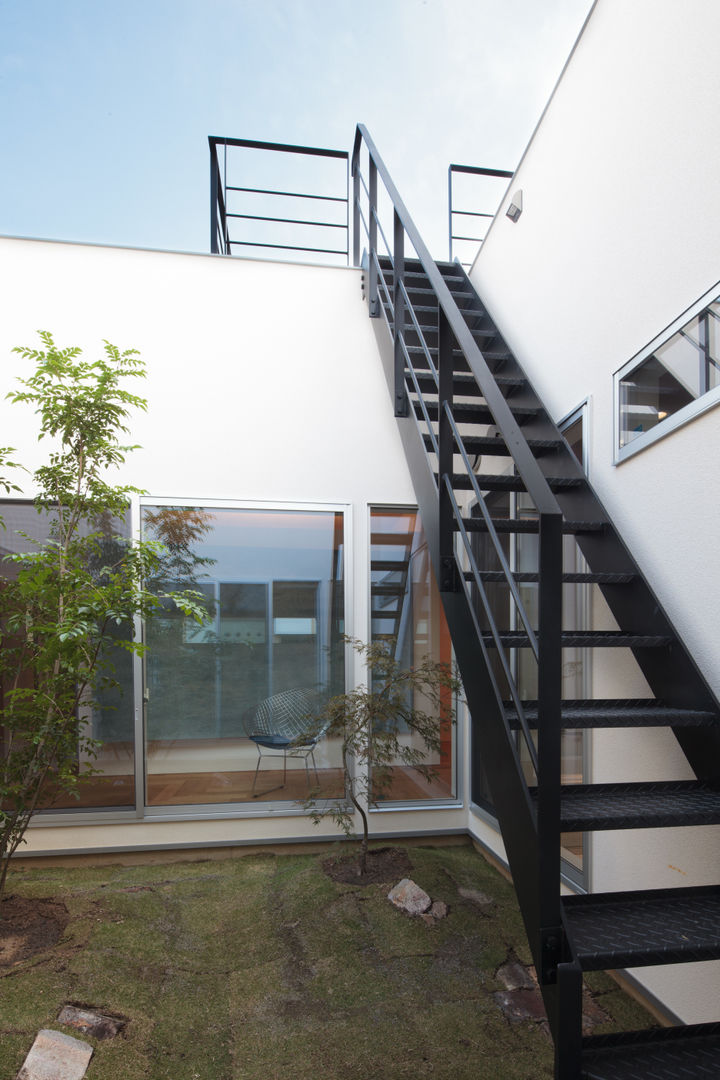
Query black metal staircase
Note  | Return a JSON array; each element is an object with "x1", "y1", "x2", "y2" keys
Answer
[{"x1": 351, "y1": 123, "x2": 720, "y2": 1079}]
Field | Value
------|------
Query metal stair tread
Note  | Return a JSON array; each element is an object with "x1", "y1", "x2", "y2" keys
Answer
[
  {"x1": 483, "y1": 630, "x2": 673, "y2": 647},
  {"x1": 563, "y1": 884, "x2": 720, "y2": 969},
  {"x1": 467, "y1": 570, "x2": 635, "y2": 584},
  {"x1": 442, "y1": 433, "x2": 559, "y2": 453},
  {"x1": 581, "y1": 1022, "x2": 720, "y2": 1080},
  {"x1": 460, "y1": 516, "x2": 605, "y2": 534},
  {"x1": 417, "y1": 401, "x2": 538, "y2": 422},
  {"x1": 536, "y1": 780, "x2": 720, "y2": 830},
  {"x1": 441, "y1": 471, "x2": 583, "y2": 491},
  {"x1": 412, "y1": 370, "x2": 526, "y2": 391},
  {"x1": 504, "y1": 700, "x2": 720, "y2": 729}
]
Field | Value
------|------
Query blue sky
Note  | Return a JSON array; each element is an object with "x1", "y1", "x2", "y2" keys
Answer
[{"x1": 0, "y1": 0, "x2": 592, "y2": 259}]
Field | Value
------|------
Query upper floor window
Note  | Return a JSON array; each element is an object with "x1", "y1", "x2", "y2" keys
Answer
[{"x1": 615, "y1": 283, "x2": 720, "y2": 460}]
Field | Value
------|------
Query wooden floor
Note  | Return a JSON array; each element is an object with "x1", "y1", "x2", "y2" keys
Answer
[{"x1": 46, "y1": 764, "x2": 456, "y2": 809}]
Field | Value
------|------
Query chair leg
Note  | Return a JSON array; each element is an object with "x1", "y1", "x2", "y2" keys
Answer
[
  {"x1": 251, "y1": 754, "x2": 262, "y2": 797},
  {"x1": 310, "y1": 750, "x2": 319, "y2": 784},
  {"x1": 282, "y1": 750, "x2": 287, "y2": 788}
]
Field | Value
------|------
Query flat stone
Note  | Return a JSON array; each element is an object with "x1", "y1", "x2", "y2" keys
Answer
[
  {"x1": 458, "y1": 887, "x2": 494, "y2": 908},
  {"x1": 387, "y1": 878, "x2": 432, "y2": 915},
  {"x1": 430, "y1": 900, "x2": 448, "y2": 920},
  {"x1": 57, "y1": 1005, "x2": 127, "y2": 1040},
  {"x1": 496, "y1": 960, "x2": 536, "y2": 991},
  {"x1": 17, "y1": 1029, "x2": 93, "y2": 1080},
  {"x1": 493, "y1": 988, "x2": 548, "y2": 1023}
]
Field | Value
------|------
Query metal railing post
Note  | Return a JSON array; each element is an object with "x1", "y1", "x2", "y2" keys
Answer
[
  {"x1": 393, "y1": 209, "x2": 407, "y2": 416},
  {"x1": 537, "y1": 509, "x2": 564, "y2": 986},
  {"x1": 438, "y1": 308, "x2": 457, "y2": 590},
  {"x1": 368, "y1": 157, "x2": 379, "y2": 316},
  {"x1": 447, "y1": 166, "x2": 453, "y2": 263},
  {"x1": 210, "y1": 140, "x2": 220, "y2": 255},
  {"x1": 352, "y1": 157, "x2": 360, "y2": 267}
]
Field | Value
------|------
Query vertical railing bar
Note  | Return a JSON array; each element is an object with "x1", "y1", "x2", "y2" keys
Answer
[
  {"x1": 368, "y1": 158, "x2": 378, "y2": 316},
  {"x1": 446, "y1": 480, "x2": 539, "y2": 773},
  {"x1": 393, "y1": 210, "x2": 407, "y2": 417},
  {"x1": 537, "y1": 509, "x2": 563, "y2": 983},
  {"x1": 223, "y1": 142, "x2": 228, "y2": 253},
  {"x1": 210, "y1": 141, "x2": 219, "y2": 255},
  {"x1": 370, "y1": 205, "x2": 393, "y2": 261},
  {"x1": 448, "y1": 165, "x2": 453, "y2": 263},
  {"x1": 439, "y1": 307, "x2": 456, "y2": 591},
  {"x1": 445, "y1": 404, "x2": 539, "y2": 656},
  {"x1": 398, "y1": 279, "x2": 439, "y2": 388},
  {"x1": 402, "y1": 337, "x2": 440, "y2": 460},
  {"x1": 346, "y1": 155, "x2": 350, "y2": 266}
]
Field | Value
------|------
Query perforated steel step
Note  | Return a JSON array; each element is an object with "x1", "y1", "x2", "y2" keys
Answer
[
  {"x1": 504, "y1": 700, "x2": 720, "y2": 729},
  {"x1": 581, "y1": 1023, "x2": 720, "y2": 1080},
  {"x1": 442, "y1": 471, "x2": 583, "y2": 492},
  {"x1": 543, "y1": 780, "x2": 720, "y2": 830},
  {"x1": 471, "y1": 570, "x2": 635, "y2": 584},
  {"x1": 563, "y1": 885, "x2": 720, "y2": 969},
  {"x1": 413, "y1": 371, "x2": 525, "y2": 393},
  {"x1": 441, "y1": 433, "x2": 562, "y2": 455},
  {"x1": 483, "y1": 630, "x2": 672, "y2": 648},
  {"x1": 461, "y1": 516, "x2": 605, "y2": 534}
]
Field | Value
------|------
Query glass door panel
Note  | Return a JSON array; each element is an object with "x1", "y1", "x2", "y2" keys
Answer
[{"x1": 143, "y1": 506, "x2": 345, "y2": 806}]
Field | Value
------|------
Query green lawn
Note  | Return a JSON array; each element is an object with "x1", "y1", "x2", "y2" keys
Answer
[{"x1": 0, "y1": 843, "x2": 655, "y2": 1079}]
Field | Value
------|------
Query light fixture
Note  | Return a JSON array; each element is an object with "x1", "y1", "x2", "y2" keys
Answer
[{"x1": 506, "y1": 190, "x2": 523, "y2": 222}]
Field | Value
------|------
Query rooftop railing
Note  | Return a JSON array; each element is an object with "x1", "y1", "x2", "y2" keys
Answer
[
  {"x1": 209, "y1": 136, "x2": 350, "y2": 263},
  {"x1": 448, "y1": 163, "x2": 514, "y2": 266}
]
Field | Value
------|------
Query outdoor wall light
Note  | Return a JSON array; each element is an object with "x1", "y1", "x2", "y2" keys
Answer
[{"x1": 506, "y1": 190, "x2": 523, "y2": 222}]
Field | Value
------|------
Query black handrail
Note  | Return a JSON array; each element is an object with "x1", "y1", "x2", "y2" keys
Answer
[
  {"x1": 352, "y1": 121, "x2": 564, "y2": 1000},
  {"x1": 209, "y1": 136, "x2": 350, "y2": 263}
]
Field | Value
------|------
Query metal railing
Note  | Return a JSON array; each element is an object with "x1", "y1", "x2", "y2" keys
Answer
[
  {"x1": 352, "y1": 120, "x2": 565, "y2": 1013},
  {"x1": 209, "y1": 136, "x2": 350, "y2": 263},
  {"x1": 448, "y1": 163, "x2": 514, "y2": 265}
]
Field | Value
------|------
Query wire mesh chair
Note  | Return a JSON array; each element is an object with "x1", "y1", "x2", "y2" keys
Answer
[{"x1": 243, "y1": 687, "x2": 326, "y2": 797}]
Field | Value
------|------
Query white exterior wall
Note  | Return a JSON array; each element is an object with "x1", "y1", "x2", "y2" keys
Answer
[
  {"x1": 470, "y1": 0, "x2": 720, "y2": 1022},
  {"x1": 0, "y1": 236, "x2": 468, "y2": 854}
]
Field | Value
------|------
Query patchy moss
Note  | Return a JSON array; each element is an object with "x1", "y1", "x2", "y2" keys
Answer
[{"x1": 0, "y1": 845, "x2": 656, "y2": 1079}]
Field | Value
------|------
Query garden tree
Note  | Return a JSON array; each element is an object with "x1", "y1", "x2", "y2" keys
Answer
[
  {"x1": 301, "y1": 637, "x2": 461, "y2": 875},
  {"x1": 0, "y1": 332, "x2": 205, "y2": 898}
]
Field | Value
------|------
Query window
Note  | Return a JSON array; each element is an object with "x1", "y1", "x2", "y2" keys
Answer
[
  {"x1": 142, "y1": 504, "x2": 346, "y2": 807},
  {"x1": 615, "y1": 284, "x2": 720, "y2": 460},
  {"x1": 0, "y1": 501, "x2": 135, "y2": 812},
  {"x1": 369, "y1": 507, "x2": 457, "y2": 803}
]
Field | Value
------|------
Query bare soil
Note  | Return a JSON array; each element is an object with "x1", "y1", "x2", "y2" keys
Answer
[
  {"x1": 0, "y1": 894, "x2": 69, "y2": 967},
  {"x1": 321, "y1": 845, "x2": 413, "y2": 884}
]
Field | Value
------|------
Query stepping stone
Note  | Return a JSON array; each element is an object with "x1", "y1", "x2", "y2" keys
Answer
[
  {"x1": 17, "y1": 1029, "x2": 92, "y2": 1080},
  {"x1": 497, "y1": 960, "x2": 536, "y2": 991},
  {"x1": 57, "y1": 1005, "x2": 127, "y2": 1040},
  {"x1": 387, "y1": 878, "x2": 432, "y2": 915},
  {"x1": 493, "y1": 988, "x2": 548, "y2": 1023}
]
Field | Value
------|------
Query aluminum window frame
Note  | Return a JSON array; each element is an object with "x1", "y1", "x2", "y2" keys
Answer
[
  {"x1": 614, "y1": 279, "x2": 720, "y2": 464},
  {"x1": 26, "y1": 495, "x2": 352, "y2": 827}
]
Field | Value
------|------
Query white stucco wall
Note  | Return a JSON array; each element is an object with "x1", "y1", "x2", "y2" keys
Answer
[
  {"x1": 470, "y1": 0, "x2": 720, "y2": 1023},
  {"x1": 0, "y1": 236, "x2": 468, "y2": 853}
]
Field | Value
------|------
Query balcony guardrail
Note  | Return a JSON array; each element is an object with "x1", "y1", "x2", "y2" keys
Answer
[
  {"x1": 448, "y1": 163, "x2": 514, "y2": 265},
  {"x1": 209, "y1": 136, "x2": 350, "y2": 263}
]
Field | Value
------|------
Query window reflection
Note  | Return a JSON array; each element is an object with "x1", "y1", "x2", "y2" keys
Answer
[
  {"x1": 0, "y1": 501, "x2": 135, "y2": 811},
  {"x1": 619, "y1": 297, "x2": 720, "y2": 448},
  {"x1": 370, "y1": 507, "x2": 456, "y2": 802},
  {"x1": 142, "y1": 506, "x2": 345, "y2": 805}
]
